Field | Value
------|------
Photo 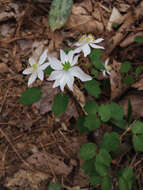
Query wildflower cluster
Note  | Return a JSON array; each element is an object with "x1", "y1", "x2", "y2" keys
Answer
[{"x1": 23, "y1": 34, "x2": 110, "y2": 91}]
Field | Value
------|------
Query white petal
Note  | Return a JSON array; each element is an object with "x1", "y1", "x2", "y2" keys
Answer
[
  {"x1": 59, "y1": 72, "x2": 69, "y2": 91},
  {"x1": 107, "y1": 71, "x2": 111, "y2": 75},
  {"x1": 23, "y1": 68, "x2": 33, "y2": 75},
  {"x1": 90, "y1": 43, "x2": 104, "y2": 49},
  {"x1": 71, "y1": 54, "x2": 80, "y2": 66},
  {"x1": 69, "y1": 66, "x2": 92, "y2": 81},
  {"x1": 29, "y1": 57, "x2": 36, "y2": 66},
  {"x1": 73, "y1": 47, "x2": 82, "y2": 54},
  {"x1": 48, "y1": 70, "x2": 63, "y2": 81},
  {"x1": 66, "y1": 74, "x2": 74, "y2": 91},
  {"x1": 103, "y1": 70, "x2": 106, "y2": 77},
  {"x1": 68, "y1": 50, "x2": 74, "y2": 64},
  {"x1": 28, "y1": 73, "x2": 37, "y2": 86},
  {"x1": 74, "y1": 42, "x2": 81, "y2": 47},
  {"x1": 60, "y1": 49, "x2": 68, "y2": 64},
  {"x1": 82, "y1": 44, "x2": 91, "y2": 57},
  {"x1": 53, "y1": 79, "x2": 60, "y2": 88},
  {"x1": 93, "y1": 38, "x2": 104, "y2": 43},
  {"x1": 105, "y1": 58, "x2": 109, "y2": 66},
  {"x1": 48, "y1": 57, "x2": 62, "y2": 70},
  {"x1": 38, "y1": 49, "x2": 48, "y2": 65},
  {"x1": 39, "y1": 62, "x2": 50, "y2": 70},
  {"x1": 38, "y1": 70, "x2": 44, "y2": 81}
]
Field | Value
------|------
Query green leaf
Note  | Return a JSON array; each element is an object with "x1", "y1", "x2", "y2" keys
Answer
[
  {"x1": 90, "y1": 49, "x2": 103, "y2": 59},
  {"x1": 127, "y1": 99, "x2": 132, "y2": 124},
  {"x1": 49, "y1": 0, "x2": 73, "y2": 31},
  {"x1": 89, "y1": 175, "x2": 101, "y2": 186},
  {"x1": 48, "y1": 182, "x2": 62, "y2": 190},
  {"x1": 80, "y1": 143, "x2": 97, "y2": 160},
  {"x1": 82, "y1": 159, "x2": 96, "y2": 175},
  {"x1": 76, "y1": 116, "x2": 89, "y2": 133},
  {"x1": 101, "y1": 176, "x2": 112, "y2": 190},
  {"x1": 135, "y1": 66, "x2": 142, "y2": 76},
  {"x1": 100, "y1": 132, "x2": 120, "y2": 152},
  {"x1": 134, "y1": 36, "x2": 143, "y2": 43},
  {"x1": 52, "y1": 93, "x2": 69, "y2": 117},
  {"x1": 96, "y1": 149, "x2": 112, "y2": 167},
  {"x1": 118, "y1": 168, "x2": 135, "y2": 190},
  {"x1": 109, "y1": 102, "x2": 124, "y2": 121},
  {"x1": 132, "y1": 135, "x2": 143, "y2": 151},
  {"x1": 119, "y1": 177, "x2": 129, "y2": 190},
  {"x1": 111, "y1": 119, "x2": 127, "y2": 129},
  {"x1": 95, "y1": 162, "x2": 109, "y2": 177},
  {"x1": 120, "y1": 61, "x2": 132, "y2": 73},
  {"x1": 93, "y1": 58, "x2": 105, "y2": 70},
  {"x1": 84, "y1": 80, "x2": 101, "y2": 98},
  {"x1": 44, "y1": 66, "x2": 53, "y2": 75},
  {"x1": 123, "y1": 75, "x2": 134, "y2": 85},
  {"x1": 19, "y1": 87, "x2": 42, "y2": 105},
  {"x1": 84, "y1": 115, "x2": 101, "y2": 131},
  {"x1": 91, "y1": 69, "x2": 99, "y2": 77},
  {"x1": 84, "y1": 101, "x2": 99, "y2": 115},
  {"x1": 131, "y1": 120, "x2": 143, "y2": 134},
  {"x1": 99, "y1": 104, "x2": 111, "y2": 122}
]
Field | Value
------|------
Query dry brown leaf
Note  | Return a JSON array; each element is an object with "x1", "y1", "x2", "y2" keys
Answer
[
  {"x1": 105, "y1": 1, "x2": 143, "y2": 54},
  {"x1": 5, "y1": 169, "x2": 48, "y2": 190},
  {"x1": 119, "y1": 92, "x2": 143, "y2": 119},
  {"x1": 25, "y1": 152, "x2": 73, "y2": 176},
  {"x1": 66, "y1": 4, "x2": 104, "y2": 33},
  {"x1": 132, "y1": 75, "x2": 143, "y2": 91},
  {"x1": 34, "y1": 81, "x2": 78, "y2": 121},
  {"x1": 120, "y1": 32, "x2": 143, "y2": 47},
  {"x1": 107, "y1": 7, "x2": 125, "y2": 31},
  {"x1": 0, "y1": 63, "x2": 9, "y2": 73},
  {"x1": 34, "y1": 81, "x2": 60, "y2": 115},
  {"x1": 110, "y1": 59, "x2": 125, "y2": 100}
]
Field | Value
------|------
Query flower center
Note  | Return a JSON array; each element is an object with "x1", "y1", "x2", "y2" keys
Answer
[
  {"x1": 32, "y1": 63, "x2": 38, "y2": 70},
  {"x1": 62, "y1": 61, "x2": 71, "y2": 71},
  {"x1": 105, "y1": 65, "x2": 111, "y2": 72}
]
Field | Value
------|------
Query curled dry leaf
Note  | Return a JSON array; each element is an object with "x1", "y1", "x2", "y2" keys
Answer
[
  {"x1": 106, "y1": 1, "x2": 143, "y2": 55},
  {"x1": 132, "y1": 74, "x2": 143, "y2": 91},
  {"x1": 5, "y1": 169, "x2": 48, "y2": 190},
  {"x1": 107, "y1": 7, "x2": 125, "y2": 31},
  {"x1": 120, "y1": 32, "x2": 143, "y2": 47},
  {"x1": 110, "y1": 59, "x2": 125, "y2": 100},
  {"x1": 66, "y1": 4, "x2": 104, "y2": 33},
  {"x1": 25, "y1": 152, "x2": 73, "y2": 176},
  {"x1": 34, "y1": 81, "x2": 78, "y2": 122},
  {"x1": 119, "y1": 92, "x2": 143, "y2": 119}
]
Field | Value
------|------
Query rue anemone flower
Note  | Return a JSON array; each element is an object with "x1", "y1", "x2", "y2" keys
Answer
[
  {"x1": 74, "y1": 34, "x2": 104, "y2": 57},
  {"x1": 47, "y1": 49, "x2": 92, "y2": 91},
  {"x1": 102, "y1": 58, "x2": 111, "y2": 77},
  {"x1": 23, "y1": 49, "x2": 49, "y2": 86}
]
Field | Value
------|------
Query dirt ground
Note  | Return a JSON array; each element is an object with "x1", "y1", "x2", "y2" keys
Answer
[{"x1": 0, "y1": 0, "x2": 143, "y2": 189}]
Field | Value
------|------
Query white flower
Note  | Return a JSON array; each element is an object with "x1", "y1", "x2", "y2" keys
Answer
[
  {"x1": 23, "y1": 49, "x2": 50, "y2": 86},
  {"x1": 102, "y1": 58, "x2": 111, "y2": 77},
  {"x1": 47, "y1": 49, "x2": 92, "y2": 91},
  {"x1": 74, "y1": 34, "x2": 104, "y2": 57}
]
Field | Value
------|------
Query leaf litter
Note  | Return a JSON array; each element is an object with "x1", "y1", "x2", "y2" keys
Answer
[{"x1": 0, "y1": 0, "x2": 143, "y2": 189}]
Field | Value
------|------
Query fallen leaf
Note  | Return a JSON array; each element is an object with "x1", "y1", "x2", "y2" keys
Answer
[
  {"x1": 0, "y1": 63, "x2": 9, "y2": 73},
  {"x1": 25, "y1": 152, "x2": 73, "y2": 176},
  {"x1": 132, "y1": 74, "x2": 143, "y2": 91},
  {"x1": 5, "y1": 169, "x2": 48, "y2": 190},
  {"x1": 119, "y1": 92, "x2": 143, "y2": 119},
  {"x1": 66, "y1": 4, "x2": 104, "y2": 33},
  {"x1": 110, "y1": 59, "x2": 125, "y2": 100},
  {"x1": 107, "y1": 7, "x2": 125, "y2": 31}
]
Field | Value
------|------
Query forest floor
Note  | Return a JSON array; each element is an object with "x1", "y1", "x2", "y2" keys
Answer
[{"x1": 0, "y1": 0, "x2": 143, "y2": 189}]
